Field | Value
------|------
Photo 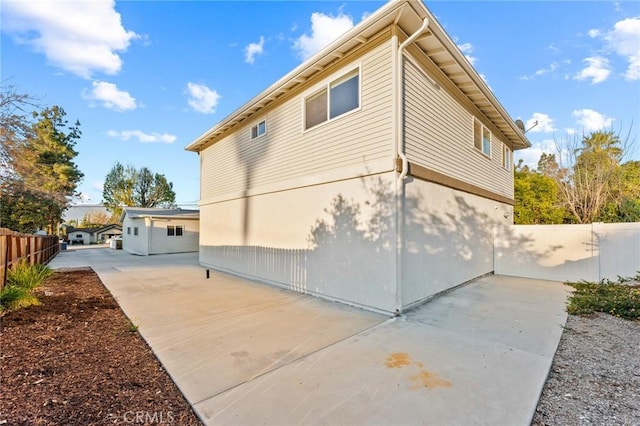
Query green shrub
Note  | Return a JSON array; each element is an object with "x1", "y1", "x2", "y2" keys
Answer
[
  {"x1": 0, "y1": 285, "x2": 40, "y2": 312},
  {"x1": 7, "y1": 260, "x2": 53, "y2": 290},
  {"x1": 566, "y1": 275, "x2": 640, "y2": 320},
  {"x1": 0, "y1": 260, "x2": 52, "y2": 312}
]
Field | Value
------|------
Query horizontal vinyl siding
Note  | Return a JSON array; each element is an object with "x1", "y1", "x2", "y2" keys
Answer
[
  {"x1": 201, "y1": 40, "x2": 394, "y2": 201},
  {"x1": 403, "y1": 59, "x2": 513, "y2": 199}
]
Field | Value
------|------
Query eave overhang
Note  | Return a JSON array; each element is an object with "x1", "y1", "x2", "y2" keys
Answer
[{"x1": 185, "y1": 0, "x2": 530, "y2": 153}]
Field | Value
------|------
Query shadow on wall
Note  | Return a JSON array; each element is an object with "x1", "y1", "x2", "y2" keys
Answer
[
  {"x1": 205, "y1": 176, "x2": 561, "y2": 311},
  {"x1": 305, "y1": 177, "x2": 395, "y2": 307}
]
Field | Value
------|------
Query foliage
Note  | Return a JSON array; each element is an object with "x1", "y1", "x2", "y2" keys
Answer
[
  {"x1": 514, "y1": 160, "x2": 568, "y2": 224},
  {"x1": 1, "y1": 85, "x2": 83, "y2": 233},
  {"x1": 566, "y1": 274, "x2": 640, "y2": 320},
  {"x1": 0, "y1": 260, "x2": 53, "y2": 312},
  {"x1": 102, "y1": 162, "x2": 176, "y2": 219},
  {"x1": 517, "y1": 130, "x2": 639, "y2": 224},
  {"x1": 80, "y1": 211, "x2": 112, "y2": 228}
]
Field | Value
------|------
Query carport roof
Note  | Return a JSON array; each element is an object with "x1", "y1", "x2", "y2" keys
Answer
[{"x1": 120, "y1": 207, "x2": 200, "y2": 222}]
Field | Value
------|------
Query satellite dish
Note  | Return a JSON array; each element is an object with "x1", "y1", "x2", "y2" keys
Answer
[{"x1": 515, "y1": 119, "x2": 526, "y2": 133}]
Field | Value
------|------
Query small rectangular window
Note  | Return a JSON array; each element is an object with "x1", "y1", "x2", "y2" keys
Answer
[
  {"x1": 503, "y1": 145, "x2": 512, "y2": 170},
  {"x1": 167, "y1": 225, "x2": 183, "y2": 236},
  {"x1": 473, "y1": 118, "x2": 491, "y2": 157},
  {"x1": 251, "y1": 120, "x2": 266, "y2": 139},
  {"x1": 127, "y1": 227, "x2": 131, "y2": 235},
  {"x1": 304, "y1": 67, "x2": 360, "y2": 130},
  {"x1": 134, "y1": 227, "x2": 138, "y2": 236}
]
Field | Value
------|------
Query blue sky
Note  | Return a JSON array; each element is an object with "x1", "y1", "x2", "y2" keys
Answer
[{"x1": 2, "y1": 1, "x2": 639, "y2": 208}]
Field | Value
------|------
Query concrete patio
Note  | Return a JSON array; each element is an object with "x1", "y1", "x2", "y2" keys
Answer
[{"x1": 49, "y1": 246, "x2": 570, "y2": 425}]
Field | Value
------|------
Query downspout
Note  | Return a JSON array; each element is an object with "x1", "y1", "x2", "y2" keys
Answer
[
  {"x1": 394, "y1": 17, "x2": 429, "y2": 315},
  {"x1": 396, "y1": 17, "x2": 429, "y2": 182}
]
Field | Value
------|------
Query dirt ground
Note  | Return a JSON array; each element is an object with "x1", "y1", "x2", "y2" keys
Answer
[{"x1": 0, "y1": 268, "x2": 202, "y2": 425}]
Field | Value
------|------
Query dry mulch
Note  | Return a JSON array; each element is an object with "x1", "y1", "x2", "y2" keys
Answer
[{"x1": 0, "y1": 268, "x2": 202, "y2": 425}]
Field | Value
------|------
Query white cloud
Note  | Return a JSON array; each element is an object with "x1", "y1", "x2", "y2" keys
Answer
[
  {"x1": 186, "y1": 82, "x2": 220, "y2": 114},
  {"x1": 2, "y1": 0, "x2": 138, "y2": 79},
  {"x1": 574, "y1": 56, "x2": 611, "y2": 84},
  {"x1": 457, "y1": 42, "x2": 477, "y2": 65},
  {"x1": 588, "y1": 29, "x2": 601, "y2": 38},
  {"x1": 293, "y1": 11, "x2": 354, "y2": 60},
  {"x1": 526, "y1": 113, "x2": 556, "y2": 133},
  {"x1": 520, "y1": 62, "x2": 559, "y2": 80},
  {"x1": 93, "y1": 181, "x2": 105, "y2": 191},
  {"x1": 605, "y1": 17, "x2": 640, "y2": 80},
  {"x1": 82, "y1": 81, "x2": 137, "y2": 111},
  {"x1": 515, "y1": 138, "x2": 558, "y2": 167},
  {"x1": 245, "y1": 36, "x2": 265, "y2": 64},
  {"x1": 572, "y1": 109, "x2": 614, "y2": 131},
  {"x1": 107, "y1": 130, "x2": 177, "y2": 144}
]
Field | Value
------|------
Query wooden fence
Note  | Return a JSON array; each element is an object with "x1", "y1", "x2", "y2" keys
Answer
[{"x1": 0, "y1": 228, "x2": 60, "y2": 291}]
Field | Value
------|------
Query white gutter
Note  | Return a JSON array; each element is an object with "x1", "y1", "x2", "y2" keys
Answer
[
  {"x1": 394, "y1": 17, "x2": 429, "y2": 315},
  {"x1": 396, "y1": 17, "x2": 429, "y2": 182}
]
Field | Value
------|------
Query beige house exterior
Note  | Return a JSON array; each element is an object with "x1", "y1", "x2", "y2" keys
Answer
[
  {"x1": 186, "y1": 0, "x2": 530, "y2": 314},
  {"x1": 121, "y1": 208, "x2": 199, "y2": 256}
]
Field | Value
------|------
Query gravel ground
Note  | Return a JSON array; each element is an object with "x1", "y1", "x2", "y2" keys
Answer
[{"x1": 533, "y1": 312, "x2": 640, "y2": 426}]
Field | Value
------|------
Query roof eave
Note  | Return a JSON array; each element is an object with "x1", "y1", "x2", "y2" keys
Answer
[{"x1": 184, "y1": 0, "x2": 409, "y2": 153}]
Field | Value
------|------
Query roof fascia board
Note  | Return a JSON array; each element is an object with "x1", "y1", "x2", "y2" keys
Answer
[
  {"x1": 185, "y1": 0, "x2": 409, "y2": 152},
  {"x1": 410, "y1": 2, "x2": 530, "y2": 148}
]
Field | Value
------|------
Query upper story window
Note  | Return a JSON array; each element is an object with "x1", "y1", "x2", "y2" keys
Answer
[
  {"x1": 304, "y1": 68, "x2": 360, "y2": 130},
  {"x1": 502, "y1": 144, "x2": 512, "y2": 170},
  {"x1": 251, "y1": 120, "x2": 266, "y2": 140},
  {"x1": 133, "y1": 227, "x2": 138, "y2": 236},
  {"x1": 167, "y1": 225, "x2": 184, "y2": 236},
  {"x1": 473, "y1": 118, "x2": 491, "y2": 157},
  {"x1": 127, "y1": 227, "x2": 131, "y2": 235}
]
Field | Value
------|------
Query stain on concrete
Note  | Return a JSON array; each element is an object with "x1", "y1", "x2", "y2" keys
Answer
[
  {"x1": 410, "y1": 370, "x2": 452, "y2": 389},
  {"x1": 385, "y1": 352, "x2": 411, "y2": 368},
  {"x1": 385, "y1": 352, "x2": 451, "y2": 389}
]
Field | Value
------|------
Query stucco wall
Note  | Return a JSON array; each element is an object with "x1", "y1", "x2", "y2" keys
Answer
[
  {"x1": 122, "y1": 217, "x2": 149, "y2": 255},
  {"x1": 495, "y1": 222, "x2": 640, "y2": 282},
  {"x1": 401, "y1": 178, "x2": 512, "y2": 308},
  {"x1": 199, "y1": 172, "x2": 398, "y2": 313},
  {"x1": 148, "y1": 219, "x2": 199, "y2": 255}
]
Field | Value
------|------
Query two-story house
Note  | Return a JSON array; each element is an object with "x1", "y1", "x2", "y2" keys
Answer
[{"x1": 186, "y1": 0, "x2": 530, "y2": 314}]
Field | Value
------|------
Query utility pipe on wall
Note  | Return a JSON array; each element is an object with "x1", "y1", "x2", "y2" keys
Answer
[
  {"x1": 394, "y1": 17, "x2": 430, "y2": 315},
  {"x1": 396, "y1": 17, "x2": 429, "y2": 182}
]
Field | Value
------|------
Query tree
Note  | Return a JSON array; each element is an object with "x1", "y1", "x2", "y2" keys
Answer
[
  {"x1": 546, "y1": 130, "x2": 626, "y2": 223},
  {"x1": 80, "y1": 211, "x2": 111, "y2": 228},
  {"x1": 1, "y1": 86, "x2": 83, "y2": 233},
  {"x1": 514, "y1": 160, "x2": 568, "y2": 224},
  {"x1": 102, "y1": 162, "x2": 176, "y2": 219}
]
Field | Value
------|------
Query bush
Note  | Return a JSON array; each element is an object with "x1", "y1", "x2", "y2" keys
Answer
[
  {"x1": 0, "y1": 260, "x2": 53, "y2": 312},
  {"x1": 566, "y1": 274, "x2": 640, "y2": 320}
]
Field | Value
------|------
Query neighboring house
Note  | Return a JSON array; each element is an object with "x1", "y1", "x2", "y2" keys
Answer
[
  {"x1": 67, "y1": 224, "x2": 122, "y2": 245},
  {"x1": 120, "y1": 208, "x2": 199, "y2": 256},
  {"x1": 185, "y1": 0, "x2": 530, "y2": 314}
]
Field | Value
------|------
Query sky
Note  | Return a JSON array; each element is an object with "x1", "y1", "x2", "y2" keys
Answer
[{"x1": 2, "y1": 0, "x2": 639, "y2": 208}]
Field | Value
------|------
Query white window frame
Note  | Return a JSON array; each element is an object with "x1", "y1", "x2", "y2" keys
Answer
[
  {"x1": 127, "y1": 227, "x2": 131, "y2": 235},
  {"x1": 133, "y1": 227, "x2": 138, "y2": 236},
  {"x1": 502, "y1": 144, "x2": 512, "y2": 170},
  {"x1": 473, "y1": 118, "x2": 492, "y2": 158},
  {"x1": 251, "y1": 119, "x2": 267, "y2": 140},
  {"x1": 303, "y1": 65, "x2": 361, "y2": 132}
]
